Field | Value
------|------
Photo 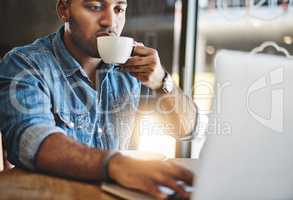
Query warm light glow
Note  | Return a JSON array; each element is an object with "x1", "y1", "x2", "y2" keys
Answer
[
  {"x1": 138, "y1": 135, "x2": 176, "y2": 159},
  {"x1": 283, "y1": 36, "x2": 293, "y2": 45},
  {"x1": 136, "y1": 111, "x2": 176, "y2": 158},
  {"x1": 136, "y1": 72, "x2": 215, "y2": 159}
]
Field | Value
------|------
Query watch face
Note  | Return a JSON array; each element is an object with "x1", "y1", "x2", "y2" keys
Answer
[{"x1": 163, "y1": 74, "x2": 174, "y2": 93}]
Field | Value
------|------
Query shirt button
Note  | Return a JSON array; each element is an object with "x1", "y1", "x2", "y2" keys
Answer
[{"x1": 68, "y1": 121, "x2": 75, "y2": 128}]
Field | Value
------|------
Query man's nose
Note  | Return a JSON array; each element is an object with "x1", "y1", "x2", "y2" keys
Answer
[{"x1": 99, "y1": 9, "x2": 115, "y2": 29}]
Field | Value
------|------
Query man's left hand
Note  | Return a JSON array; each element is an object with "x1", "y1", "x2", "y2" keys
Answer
[{"x1": 121, "y1": 43, "x2": 166, "y2": 90}]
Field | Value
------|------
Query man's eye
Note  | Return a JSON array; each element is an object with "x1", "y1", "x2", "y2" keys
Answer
[
  {"x1": 115, "y1": 7, "x2": 126, "y2": 13},
  {"x1": 86, "y1": 4, "x2": 103, "y2": 12}
]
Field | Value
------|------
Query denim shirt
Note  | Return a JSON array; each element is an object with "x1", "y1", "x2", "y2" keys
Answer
[{"x1": 0, "y1": 27, "x2": 141, "y2": 169}]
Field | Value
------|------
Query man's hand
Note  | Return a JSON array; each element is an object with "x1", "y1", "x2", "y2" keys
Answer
[
  {"x1": 121, "y1": 43, "x2": 166, "y2": 90},
  {"x1": 109, "y1": 154, "x2": 194, "y2": 200}
]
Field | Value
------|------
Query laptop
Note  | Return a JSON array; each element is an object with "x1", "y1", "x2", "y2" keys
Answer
[
  {"x1": 192, "y1": 50, "x2": 293, "y2": 200},
  {"x1": 102, "y1": 50, "x2": 293, "y2": 200}
]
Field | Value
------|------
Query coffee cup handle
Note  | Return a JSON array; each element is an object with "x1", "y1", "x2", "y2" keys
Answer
[{"x1": 130, "y1": 42, "x2": 136, "y2": 57}]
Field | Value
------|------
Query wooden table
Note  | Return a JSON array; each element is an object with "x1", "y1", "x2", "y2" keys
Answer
[
  {"x1": 0, "y1": 168, "x2": 120, "y2": 200},
  {"x1": 0, "y1": 159, "x2": 196, "y2": 200}
]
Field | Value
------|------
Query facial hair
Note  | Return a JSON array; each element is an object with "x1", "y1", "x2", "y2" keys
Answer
[{"x1": 68, "y1": 16, "x2": 99, "y2": 58}]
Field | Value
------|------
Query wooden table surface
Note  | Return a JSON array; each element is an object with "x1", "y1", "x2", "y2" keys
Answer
[
  {"x1": 0, "y1": 168, "x2": 120, "y2": 200},
  {"x1": 0, "y1": 159, "x2": 196, "y2": 200}
]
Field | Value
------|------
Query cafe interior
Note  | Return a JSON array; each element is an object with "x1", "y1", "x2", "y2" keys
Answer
[{"x1": 0, "y1": 0, "x2": 293, "y2": 199}]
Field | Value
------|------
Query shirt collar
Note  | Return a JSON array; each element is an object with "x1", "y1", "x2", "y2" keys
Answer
[{"x1": 52, "y1": 26, "x2": 82, "y2": 77}]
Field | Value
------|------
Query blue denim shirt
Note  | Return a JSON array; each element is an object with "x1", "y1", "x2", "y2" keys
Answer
[{"x1": 0, "y1": 27, "x2": 141, "y2": 169}]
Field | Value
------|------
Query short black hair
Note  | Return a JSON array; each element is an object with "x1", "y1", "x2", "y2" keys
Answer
[{"x1": 58, "y1": 0, "x2": 71, "y2": 4}]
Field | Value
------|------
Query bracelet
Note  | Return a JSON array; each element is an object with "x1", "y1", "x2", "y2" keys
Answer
[{"x1": 101, "y1": 151, "x2": 121, "y2": 182}]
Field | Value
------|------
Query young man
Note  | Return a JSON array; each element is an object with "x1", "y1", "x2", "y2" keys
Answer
[{"x1": 0, "y1": 0, "x2": 197, "y2": 199}]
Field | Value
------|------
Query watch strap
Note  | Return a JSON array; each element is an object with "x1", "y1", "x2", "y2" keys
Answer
[{"x1": 101, "y1": 151, "x2": 121, "y2": 182}]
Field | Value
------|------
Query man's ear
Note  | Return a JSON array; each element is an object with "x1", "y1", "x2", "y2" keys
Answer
[{"x1": 56, "y1": 0, "x2": 71, "y2": 23}]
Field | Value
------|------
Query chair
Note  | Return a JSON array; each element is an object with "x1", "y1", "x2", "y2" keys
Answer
[{"x1": 0, "y1": 133, "x2": 3, "y2": 171}]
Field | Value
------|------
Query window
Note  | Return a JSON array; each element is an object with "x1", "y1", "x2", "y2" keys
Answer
[
  {"x1": 124, "y1": 0, "x2": 179, "y2": 158},
  {"x1": 191, "y1": 0, "x2": 293, "y2": 157}
]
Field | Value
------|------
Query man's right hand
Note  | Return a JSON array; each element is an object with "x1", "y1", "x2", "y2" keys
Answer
[
  {"x1": 108, "y1": 154, "x2": 194, "y2": 200},
  {"x1": 36, "y1": 134, "x2": 194, "y2": 199}
]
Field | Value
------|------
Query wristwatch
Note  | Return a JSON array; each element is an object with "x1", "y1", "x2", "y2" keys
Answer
[
  {"x1": 161, "y1": 72, "x2": 174, "y2": 93},
  {"x1": 101, "y1": 151, "x2": 121, "y2": 182}
]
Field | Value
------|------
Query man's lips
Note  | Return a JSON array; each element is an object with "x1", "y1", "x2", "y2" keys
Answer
[
  {"x1": 96, "y1": 32, "x2": 110, "y2": 37},
  {"x1": 96, "y1": 32, "x2": 117, "y2": 37}
]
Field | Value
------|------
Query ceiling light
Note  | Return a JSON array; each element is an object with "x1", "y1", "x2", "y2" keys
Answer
[
  {"x1": 206, "y1": 46, "x2": 216, "y2": 55},
  {"x1": 283, "y1": 36, "x2": 293, "y2": 45}
]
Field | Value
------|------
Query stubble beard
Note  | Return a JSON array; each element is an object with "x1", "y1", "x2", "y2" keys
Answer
[{"x1": 68, "y1": 16, "x2": 99, "y2": 58}]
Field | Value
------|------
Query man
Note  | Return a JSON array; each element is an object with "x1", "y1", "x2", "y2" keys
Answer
[{"x1": 0, "y1": 0, "x2": 197, "y2": 199}]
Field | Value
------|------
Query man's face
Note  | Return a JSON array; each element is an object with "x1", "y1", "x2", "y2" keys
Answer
[{"x1": 65, "y1": 0, "x2": 127, "y2": 57}]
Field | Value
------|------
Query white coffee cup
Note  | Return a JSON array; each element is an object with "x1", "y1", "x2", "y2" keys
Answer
[{"x1": 97, "y1": 36, "x2": 134, "y2": 64}]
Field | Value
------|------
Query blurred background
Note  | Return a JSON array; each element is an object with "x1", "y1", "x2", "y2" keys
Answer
[{"x1": 0, "y1": 0, "x2": 292, "y2": 158}]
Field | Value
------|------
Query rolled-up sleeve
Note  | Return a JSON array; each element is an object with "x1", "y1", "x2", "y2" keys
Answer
[
  {"x1": 19, "y1": 124, "x2": 66, "y2": 169},
  {"x1": 0, "y1": 51, "x2": 65, "y2": 170}
]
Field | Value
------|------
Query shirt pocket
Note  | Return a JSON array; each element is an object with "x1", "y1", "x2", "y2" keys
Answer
[{"x1": 54, "y1": 111, "x2": 91, "y2": 134}]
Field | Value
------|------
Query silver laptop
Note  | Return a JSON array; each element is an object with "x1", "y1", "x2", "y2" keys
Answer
[
  {"x1": 192, "y1": 50, "x2": 293, "y2": 200},
  {"x1": 102, "y1": 50, "x2": 293, "y2": 200}
]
